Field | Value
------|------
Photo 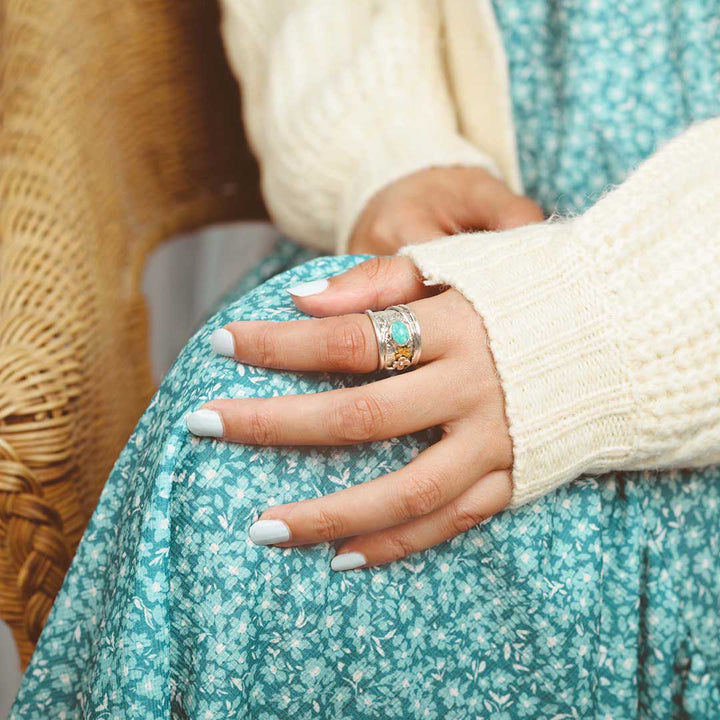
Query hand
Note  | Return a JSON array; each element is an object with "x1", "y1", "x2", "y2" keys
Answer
[
  {"x1": 348, "y1": 165, "x2": 544, "y2": 254},
  {"x1": 189, "y1": 256, "x2": 514, "y2": 570}
]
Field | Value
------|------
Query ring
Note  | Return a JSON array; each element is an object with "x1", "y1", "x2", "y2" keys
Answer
[{"x1": 365, "y1": 304, "x2": 422, "y2": 371}]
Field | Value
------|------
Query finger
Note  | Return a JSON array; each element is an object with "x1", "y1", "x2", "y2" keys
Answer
[
  {"x1": 329, "y1": 470, "x2": 512, "y2": 570},
  {"x1": 213, "y1": 294, "x2": 450, "y2": 372},
  {"x1": 195, "y1": 361, "x2": 463, "y2": 446},
  {"x1": 492, "y1": 194, "x2": 545, "y2": 230},
  {"x1": 286, "y1": 255, "x2": 439, "y2": 317},
  {"x1": 456, "y1": 175, "x2": 545, "y2": 231},
  {"x1": 247, "y1": 430, "x2": 493, "y2": 547},
  {"x1": 460, "y1": 193, "x2": 544, "y2": 232},
  {"x1": 349, "y1": 217, "x2": 446, "y2": 255}
]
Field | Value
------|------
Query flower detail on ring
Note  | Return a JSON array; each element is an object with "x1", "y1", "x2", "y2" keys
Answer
[{"x1": 365, "y1": 304, "x2": 422, "y2": 372}]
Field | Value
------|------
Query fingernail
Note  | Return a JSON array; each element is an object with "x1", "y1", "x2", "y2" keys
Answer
[
  {"x1": 185, "y1": 409, "x2": 224, "y2": 437},
  {"x1": 249, "y1": 519, "x2": 291, "y2": 545},
  {"x1": 210, "y1": 328, "x2": 235, "y2": 357},
  {"x1": 330, "y1": 551, "x2": 367, "y2": 572},
  {"x1": 286, "y1": 278, "x2": 329, "y2": 297}
]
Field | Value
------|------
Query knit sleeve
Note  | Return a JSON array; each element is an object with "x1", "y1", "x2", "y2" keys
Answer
[
  {"x1": 400, "y1": 118, "x2": 720, "y2": 508},
  {"x1": 219, "y1": 0, "x2": 499, "y2": 254}
]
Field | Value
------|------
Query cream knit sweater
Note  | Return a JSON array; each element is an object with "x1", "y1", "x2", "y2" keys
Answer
[{"x1": 221, "y1": 0, "x2": 720, "y2": 508}]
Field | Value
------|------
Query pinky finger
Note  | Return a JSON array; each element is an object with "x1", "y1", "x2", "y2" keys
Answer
[{"x1": 330, "y1": 470, "x2": 512, "y2": 571}]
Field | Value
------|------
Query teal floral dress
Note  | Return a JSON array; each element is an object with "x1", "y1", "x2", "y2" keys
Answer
[{"x1": 11, "y1": 2, "x2": 720, "y2": 718}]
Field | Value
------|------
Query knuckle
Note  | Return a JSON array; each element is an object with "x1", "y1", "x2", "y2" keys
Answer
[
  {"x1": 255, "y1": 324, "x2": 278, "y2": 367},
  {"x1": 310, "y1": 508, "x2": 345, "y2": 542},
  {"x1": 358, "y1": 255, "x2": 394, "y2": 282},
  {"x1": 386, "y1": 532, "x2": 415, "y2": 562},
  {"x1": 247, "y1": 410, "x2": 280, "y2": 445},
  {"x1": 449, "y1": 504, "x2": 487, "y2": 536},
  {"x1": 324, "y1": 320, "x2": 368, "y2": 370},
  {"x1": 398, "y1": 471, "x2": 444, "y2": 518},
  {"x1": 332, "y1": 395, "x2": 390, "y2": 442}
]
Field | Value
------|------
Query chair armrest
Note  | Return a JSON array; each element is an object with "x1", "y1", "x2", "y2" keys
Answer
[{"x1": 0, "y1": 304, "x2": 83, "y2": 665}]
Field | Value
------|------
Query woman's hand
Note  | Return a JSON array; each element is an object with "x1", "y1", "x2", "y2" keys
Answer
[
  {"x1": 348, "y1": 166, "x2": 543, "y2": 254},
  {"x1": 187, "y1": 256, "x2": 514, "y2": 570}
]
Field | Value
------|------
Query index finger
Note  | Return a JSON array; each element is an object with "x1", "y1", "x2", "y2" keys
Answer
[{"x1": 286, "y1": 255, "x2": 439, "y2": 317}]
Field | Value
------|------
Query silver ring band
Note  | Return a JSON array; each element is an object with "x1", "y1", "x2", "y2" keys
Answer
[{"x1": 365, "y1": 304, "x2": 422, "y2": 371}]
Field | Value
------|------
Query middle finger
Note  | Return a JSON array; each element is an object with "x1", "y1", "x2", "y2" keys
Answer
[{"x1": 194, "y1": 361, "x2": 463, "y2": 446}]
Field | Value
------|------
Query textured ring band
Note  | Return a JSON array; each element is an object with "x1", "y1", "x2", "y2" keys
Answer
[{"x1": 365, "y1": 304, "x2": 422, "y2": 371}]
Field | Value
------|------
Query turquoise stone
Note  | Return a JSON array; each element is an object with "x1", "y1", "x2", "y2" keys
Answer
[{"x1": 391, "y1": 320, "x2": 410, "y2": 346}]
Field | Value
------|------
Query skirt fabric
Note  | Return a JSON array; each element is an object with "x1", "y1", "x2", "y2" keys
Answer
[
  {"x1": 13, "y1": 0, "x2": 720, "y2": 714},
  {"x1": 10, "y1": 251, "x2": 720, "y2": 719}
]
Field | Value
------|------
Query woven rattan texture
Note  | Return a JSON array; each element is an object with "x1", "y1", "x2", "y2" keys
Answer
[{"x1": 0, "y1": 0, "x2": 259, "y2": 667}]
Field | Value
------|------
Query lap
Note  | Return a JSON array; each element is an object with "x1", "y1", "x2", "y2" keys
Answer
[{"x1": 12, "y1": 254, "x2": 720, "y2": 719}]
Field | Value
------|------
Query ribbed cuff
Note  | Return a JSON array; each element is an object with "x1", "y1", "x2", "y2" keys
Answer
[
  {"x1": 335, "y1": 132, "x2": 500, "y2": 254},
  {"x1": 400, "y1": 221, "x2": 639, "y2": 508}
]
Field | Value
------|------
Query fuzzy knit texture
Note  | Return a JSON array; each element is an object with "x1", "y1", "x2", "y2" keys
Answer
[
  {"x1": 221, "y1": 0, "x2": 720, "y2": 508},
  {"x1": 402, "y1": 119, "x2": 720, "y2": 506},
  {"x1": 220, "y1": 0, "x2": 506, "y2": 254}
]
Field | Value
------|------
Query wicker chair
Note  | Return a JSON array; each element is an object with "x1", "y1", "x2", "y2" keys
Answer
[{"x1": 0, "y1": 0, "x2": 265, "y2": 667}]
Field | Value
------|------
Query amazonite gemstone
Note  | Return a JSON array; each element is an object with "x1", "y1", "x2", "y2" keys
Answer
[{"x1": 391, "y1": 320, "x2": 410, "y2": 345}]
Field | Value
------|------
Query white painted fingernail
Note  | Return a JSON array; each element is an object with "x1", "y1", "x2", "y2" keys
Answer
[
  {"x1": 249, "y1": 519, "x2": 292, "y2": 545},
  {"x1": 330, "y1": 552, "x2": 367, "y2": 572},
  {"x1": 210, "y1": 328, "x2": 235, "y2": 357},
  {"x1": 185, "y1": 409, "x2": 224, "y2": 437},
  {"x1": 286, "y1": 278, "x2": 329, "y2": 297}
]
